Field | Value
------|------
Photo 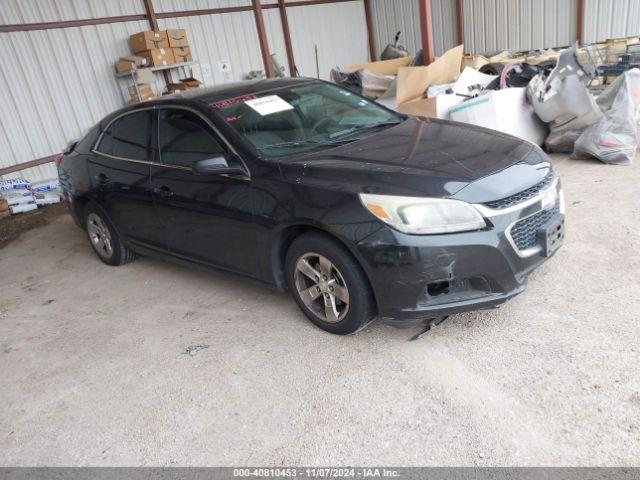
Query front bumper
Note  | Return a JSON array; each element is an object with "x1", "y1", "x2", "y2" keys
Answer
[{"x1": 355, "y1": 181, "x2": 565, "y2": 326}]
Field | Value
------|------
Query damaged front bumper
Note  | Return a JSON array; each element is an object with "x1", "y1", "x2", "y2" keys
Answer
[{"x1": 355, "y1": 179, "x2": 565, "y2": 327}]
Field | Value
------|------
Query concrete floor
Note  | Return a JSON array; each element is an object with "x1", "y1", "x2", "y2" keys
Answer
[{"x1": 1, "y1": 153, "x2": 639, "y2": 466}]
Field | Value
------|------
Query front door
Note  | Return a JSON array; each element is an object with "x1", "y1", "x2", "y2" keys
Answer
[
  {"x1": 150, "y1": 108, "x2": 257, "y2": 275},
  {"x1": 89, "y1": 109, "x2": 165, "y2": 250}
]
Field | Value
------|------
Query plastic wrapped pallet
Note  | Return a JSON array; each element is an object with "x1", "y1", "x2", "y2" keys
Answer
[
  {"x1": 0, "y1": 178, "x2": 30, "y2": 191},
  {"x1": 573, "y1": 69, "x2": 640, "y2": 165},
  {"x1": 0, "y1": 177, "x2": 37, "y2": 215},
  {"x1": 34, "y1": 191, "x2": 61, "y2": 206},
  {"x1": 30, "y1": 178, "x2": 61, "y2": 193}
]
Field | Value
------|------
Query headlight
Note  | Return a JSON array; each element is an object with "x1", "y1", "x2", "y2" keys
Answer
[{"x1": 359, "y1": 193, "x2": 486, "y2": 235}]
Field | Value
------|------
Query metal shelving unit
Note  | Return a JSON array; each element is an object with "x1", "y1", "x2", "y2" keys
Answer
[{"x1": 114, "y1": 61, "x2": 199, "y2": 102}]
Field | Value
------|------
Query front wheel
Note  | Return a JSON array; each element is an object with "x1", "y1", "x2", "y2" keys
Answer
[{"x1": 285, "y1": 233, "x2": 376, "y2": 334}]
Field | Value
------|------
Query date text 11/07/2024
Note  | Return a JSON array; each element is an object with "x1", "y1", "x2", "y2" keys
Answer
[{"x1": 232, "y1": 468, "x2": 400, "y2": 478}]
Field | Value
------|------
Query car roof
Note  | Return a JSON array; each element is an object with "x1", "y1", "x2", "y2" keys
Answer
[
  {"x1": 100, "y1": 77, "x2": 322, "y2": 128},
  {"x1": 157, "y1": 77, "x2": 319, "y2": 104}
]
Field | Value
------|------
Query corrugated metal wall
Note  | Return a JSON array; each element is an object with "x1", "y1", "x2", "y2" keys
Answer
[
  {"x1": 369, "y1": 0, "x2": 458, "y2": 57},
  {"x1": 0, "y1": 0, "x2": 156, "y2": 183},
  {"x1": 583, "y1": 0, "x2": 640, "y2": 43},
  {"x1": 286, "y1": 1, "x2": 368, "y2": 77},
  {"x1": 461, "y1": 0, "x2": 578, "y2": 53},
  {"x1": 369, "y1": 0, "x2": 640, "y2": 58},
  {"x1": 2, "y1": 0, "x2": 640, "y2": 182},
  {"x1": 0, "y1": 0, "x2": 368, "y2": 182}
]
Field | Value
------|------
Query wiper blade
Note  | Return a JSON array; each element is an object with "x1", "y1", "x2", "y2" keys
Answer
[
  {"x1": 257, "y1": 139, "x2": 324, "y2": 150},
  {"x1": 329, "y1": 119, "x2": 403, "y2": 139},
  {"x1": 258, "y1": 137, "x2": 361, "y2": 150}
]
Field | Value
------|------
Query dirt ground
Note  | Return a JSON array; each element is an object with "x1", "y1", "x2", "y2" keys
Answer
[
  {"x1": 0, "y1": 153, "x2": 639, "y2": 466},
  {"x1": 0, "y1": 202, "x2": 67, "y2": 250}
]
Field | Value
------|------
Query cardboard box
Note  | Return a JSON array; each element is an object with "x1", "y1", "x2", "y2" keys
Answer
[
  {"x1": 448, "y1": 88, "x2": 547, "y2": 146},
  {"x1": 0, "y1": 198, "x2": 9, "y2": 213},
  {"x1": 115, "y1": 55, "x2": 148, "y2": 73},
  {"x1": 179, "y1": 77, "x2": 202, "y2": 89},
  {"x1": 172, "y1": 46, "x2": 192, "y2": 64},
  {"x1": 165, "y1": 29, "x2": 188, "y2": 48},
  {"x1": 128, "y1": 83, "x2": 155, "y2": 103},
  {"x1": 345, "y1": 55, "x2": 414, "y2": 76},
  {"x1": 133, "y1": 67, "x2": 155, "y2": 85},
  {"x1": 394, "y1": 45, "x2": 464, "y2": 118},
  {"x1": 139, "y1": 48, "x2": 175, "y2": 67},
  {"x1": 166, "y1": 83, "x2": 184, "y2": 93},
  {"x1": 130, "y1": 31, "x2": 169, "y2": 53}
]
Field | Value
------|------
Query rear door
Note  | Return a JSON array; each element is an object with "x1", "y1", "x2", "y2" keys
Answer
[
  {"x1": 150, "y1": 107, "x2": 257, "y2": 274},
  {"x1": 89, "y1": 109, "x2": 165, "y2": 250}
]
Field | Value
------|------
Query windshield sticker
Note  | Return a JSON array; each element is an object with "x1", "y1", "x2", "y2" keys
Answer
[
  {"x1": 211, "y1": 95, "x2": 257, "y2": 110},
  {"x1": 245, "y1": 95, "x2": 294, "y2": 116}
]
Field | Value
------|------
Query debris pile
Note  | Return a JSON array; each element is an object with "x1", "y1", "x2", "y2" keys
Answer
[
  {"x1": 0, "y1": 177, "x2": 62, "y2": 216},
  {"x1": 331, "y1": 35, "x2": 640, "y2": 164}
]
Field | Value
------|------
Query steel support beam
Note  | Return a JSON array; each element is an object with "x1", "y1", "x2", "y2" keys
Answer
[
  {"x1": 577, "y1": 0, "x2": 585, "y2": 45},
  {"x1": 278, "y1": 0, "x2": 297, "y2": 75},
  {"x1": 455, "y1": 0, "x2": 464, "y2": 47},
  {"x1": 418, "y1": 0, "x2": 435, "y2": 64},
  {"x1": 363, "y1": 0, "x2": 377, "y2": 61},
  {"x1": 252, "y1": 0, "x2": 275, "y2": 78}
]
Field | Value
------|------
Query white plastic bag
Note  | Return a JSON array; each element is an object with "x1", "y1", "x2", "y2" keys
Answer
[{"x1": 573, "y1": 69, "x2": 640, "y2": 165}]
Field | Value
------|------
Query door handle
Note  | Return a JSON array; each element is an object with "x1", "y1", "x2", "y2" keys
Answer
[
  {"x1": 153, "y1": 185, "x2": 174, "y2": 198},
  {"x1": 95, "y1": 173, "x2": 109, "y2": 184}
]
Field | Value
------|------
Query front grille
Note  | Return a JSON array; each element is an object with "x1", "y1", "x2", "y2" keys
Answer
[
  {"x1": 484, "y1": 171, "x2": 555, "y2": 210},
  {"x1": 510, "y1": 200, "x2": 561, "y2": 251}
]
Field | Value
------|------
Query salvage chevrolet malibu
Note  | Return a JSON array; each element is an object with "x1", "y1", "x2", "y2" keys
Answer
[{"x1": 59, "y1": 78, "x2": 565, "y2": 334}]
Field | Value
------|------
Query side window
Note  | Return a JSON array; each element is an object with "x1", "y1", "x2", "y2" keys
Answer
[
  {"x1": 97, "y1": 111, "x2": 152, "y2": 160},
  {"x1": 159, "y1": 109, "x2": 225, "y2": 168}
]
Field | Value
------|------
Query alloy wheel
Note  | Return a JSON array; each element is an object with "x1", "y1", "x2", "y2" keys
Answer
[
  {"x1": 293, "y1": 252, "x2": 350, "y2": 323},
  {"x1": 87, "y1": 213, "x2": 114, "y2": 259}
]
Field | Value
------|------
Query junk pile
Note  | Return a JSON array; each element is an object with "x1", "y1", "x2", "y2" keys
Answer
[
  {"x1": 331, "y1": 35, "x2": 640, "y2": 165},
  {"x1": 0, "y1": 177, "x2": 62, "y2": 217}
]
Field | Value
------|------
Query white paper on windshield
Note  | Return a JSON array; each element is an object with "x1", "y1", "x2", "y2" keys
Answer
[{"x1": 245, "y1": 95, "x2": 293, "y2": 116}]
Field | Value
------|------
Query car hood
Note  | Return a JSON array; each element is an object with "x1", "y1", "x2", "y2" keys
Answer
[{"x1": 278, "y1": 116, "x2": 552, "y2": 203}]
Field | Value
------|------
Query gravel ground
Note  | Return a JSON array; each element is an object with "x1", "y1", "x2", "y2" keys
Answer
[{"x1": 0, "y1": 153, "x2": 639, "y2": 466}]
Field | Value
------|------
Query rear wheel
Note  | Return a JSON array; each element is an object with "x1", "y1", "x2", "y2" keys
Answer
[
  {"x1": 285, "y1": 233, "x2": 376, "y2": 334},
  {"x1": 84, "y1": 204, "x2": 136, "y2": 266}
]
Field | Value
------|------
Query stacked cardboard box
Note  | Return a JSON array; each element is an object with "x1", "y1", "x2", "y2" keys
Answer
[
  {"x1": 121, "y1": 28, "x2": 200, "y2": 100},
  {"x1": 130, "y1": 31, "x2": 174, "y2": 67},
  {"x1": 166, "y1": 29, "x2": 192, "y2": 64}
]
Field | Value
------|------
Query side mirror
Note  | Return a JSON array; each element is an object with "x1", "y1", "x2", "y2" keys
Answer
[{"x1": 193, "y1": 154, "x2": 248, "y2": 177}]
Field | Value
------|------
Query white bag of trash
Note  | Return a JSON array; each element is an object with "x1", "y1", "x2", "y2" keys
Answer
[{"x1": 573, "y1": 69, "x2": 640, "y2": 165}]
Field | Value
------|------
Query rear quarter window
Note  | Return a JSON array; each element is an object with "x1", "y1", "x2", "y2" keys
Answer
[{"x1": 97, "y1": 111, "x2": 153, "y2": 160}]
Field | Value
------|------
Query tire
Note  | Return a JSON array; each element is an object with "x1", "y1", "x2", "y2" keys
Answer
[
  {"x1": 479, "y1": 62, "x2": 505, "y2": 76},
  {"x1": 84, "y1": 203, "x2": 137, "y2": 266},
  {"x1": 285, "y1": 232, "x2": 376, "y2": 335}
]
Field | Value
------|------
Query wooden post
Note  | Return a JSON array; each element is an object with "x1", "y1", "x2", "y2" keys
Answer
[
  {"x1": 418, "y1": 0, "x2": 435, "y2": 64},
  {"x1": 278, "y1": 0, "x2": 297, "y2": 75},
  {"x1": 363, "y1": 0, "x2": 377, "y2": 61},
  {"x1": 252, "y1": 0, "x2": 275, "y2": 78}
]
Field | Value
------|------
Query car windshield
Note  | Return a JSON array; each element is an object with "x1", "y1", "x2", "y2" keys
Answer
[{"x1": 211, "y1": 83, "x2": 401, "y2": 157}]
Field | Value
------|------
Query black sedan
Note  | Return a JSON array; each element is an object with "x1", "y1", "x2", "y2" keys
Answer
[{"x1": 58, "y1": 78, "x2": 565, "y2": 334}]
